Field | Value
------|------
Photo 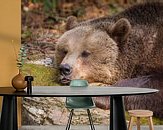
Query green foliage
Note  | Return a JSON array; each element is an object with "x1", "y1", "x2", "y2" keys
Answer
[
  {"x1": 32, "y1": 0, "x2": 58, "y2": 13},
  {"x1": 73, "y1": 7, "x2": 85, "y2": 17},
  {"x1": 44, "y1": 0, "x2": 58, "y2": 12},
  {"x1": 153, "y1": 117, "x2": 163, "y2": 125},
  {"x1": 108, "y1": 3, "x2": 123, "y2": 15},
  {"x1": 23, "y1": 64, "x2": 60, "y2": 86},
  {"x1": 17, "y1": 45, "x2": 27, "y2": 70},
  {"x1": 21, "y1": 28, "x2": 32, "y2": 39}
]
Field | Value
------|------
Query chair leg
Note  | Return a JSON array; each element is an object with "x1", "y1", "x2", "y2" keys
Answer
[
  {"x1": 128, "y1": 116, "x2": 134, "y2": 130},
  {"x1": 66, "y1": 109, "x2": 74, "y2": 130},
  {"x1": 137, "y1": 117, "x2": 141, "y2": 130},
  {"x1": 87, "y1": 109, "x2": 95, "y2": 130},
  {"x1": 148, "y1": 117, "x2": 154, "y2": 130}
]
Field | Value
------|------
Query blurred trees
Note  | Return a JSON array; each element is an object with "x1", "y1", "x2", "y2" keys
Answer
[
  {"x1": 21, "y1": 0, "x2": 137, "y2": 28},
  {"x1": 21, "y1": 0, "x2": 161, "y2": 59},
  {"x1": 22, "y1": 0, "x2": 161, "y2": 34}
]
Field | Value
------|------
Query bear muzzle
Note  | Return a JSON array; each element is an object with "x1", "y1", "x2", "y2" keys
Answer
[{"x1": 59, "y1": 63, "x2": 72, "y2": 84}]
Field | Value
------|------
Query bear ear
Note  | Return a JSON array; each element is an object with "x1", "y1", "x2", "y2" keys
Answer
[
  {"x1": 65, "y1": 16, "x2": 78, "y2": 30},
  {"x1": 110, "y1": 18, "x2": 131, "y2": 42}
]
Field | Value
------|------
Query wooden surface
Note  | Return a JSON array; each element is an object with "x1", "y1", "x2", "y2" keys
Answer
[
  {"x1": 128, "y1": 110, "x2": 153, "y2": 117},
  {"x1": 128, "y1": 110, "x2": 154, "y2": 130}
]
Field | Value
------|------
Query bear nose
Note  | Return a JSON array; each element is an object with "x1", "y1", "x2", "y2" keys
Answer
[{"x1": 59, "y1": 63, "x2": 72, "y2": 75}]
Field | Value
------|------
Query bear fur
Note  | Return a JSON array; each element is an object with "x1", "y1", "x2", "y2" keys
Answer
[
  {"x1": 94, "y1": 74, "x2": 163, "y2": 118},
  {"x1": 55, "y1": 2, "x2": 163, "y2": 118}
]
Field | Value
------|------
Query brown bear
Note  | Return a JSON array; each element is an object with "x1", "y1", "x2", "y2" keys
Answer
[
  {"x1": 94, "y1": 74, "x2": 163, "y2": 119},
  {"x1": 55, "y1": 2, "x2": 163, "y2": 118}
]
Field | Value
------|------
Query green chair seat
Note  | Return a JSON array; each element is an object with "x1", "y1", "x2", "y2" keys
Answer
[{"x1": 66, "y1": 97, "x2": 95, "y2": 109}]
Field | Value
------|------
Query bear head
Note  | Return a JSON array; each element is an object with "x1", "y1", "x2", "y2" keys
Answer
[{"x1": 55, "y1": 16, "x2": 131, "y2": 84}]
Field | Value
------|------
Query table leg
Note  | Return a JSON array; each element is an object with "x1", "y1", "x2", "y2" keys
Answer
[
  {"x1": 0, "y1": 96, "x2": 18, "y2": 130},
  {"x1": 110, "y1": 96, "x2": 127, "y2": 130}
]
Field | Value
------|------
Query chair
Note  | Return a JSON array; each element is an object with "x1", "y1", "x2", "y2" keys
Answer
[
  {"x1": 128, "y1": 109, "x2": 154, "y2": 130},
  {"x1": 65, "y1": 79, "x2": 96, "y2": 130}
]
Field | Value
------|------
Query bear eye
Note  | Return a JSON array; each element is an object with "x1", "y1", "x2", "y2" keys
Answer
[
  {"x1": 58, "y1": 48, "x2": 68, "y2": 55},
  {"x1": 59, "y1": 48, "x2": 67, "y2": 56},
  {"x1": 81, "y1": 50, "x2": 91, "y2": 58},
  {"x1": 63, "y1": 50, "x2": 68, "y2": 55}
]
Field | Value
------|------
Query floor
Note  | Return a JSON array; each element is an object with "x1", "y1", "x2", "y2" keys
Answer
[{"x1": 20, "y1": 125, "x2": 163, "y2": 130}]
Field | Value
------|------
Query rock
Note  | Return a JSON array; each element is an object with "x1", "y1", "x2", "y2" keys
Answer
[
  {"x1": 22, "y1": 97, "x2": 110, "y2": 125},
  {"x1": 27, "y1": 57, "x2": 53, "y2": 66},
  {"x1": 22, "y1": 97, "x2": 68, "y2": 125}
]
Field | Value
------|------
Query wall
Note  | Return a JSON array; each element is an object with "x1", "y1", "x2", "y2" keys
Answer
[{"x1": 0, "y1": 0, "x2": 21, "y2": 126}]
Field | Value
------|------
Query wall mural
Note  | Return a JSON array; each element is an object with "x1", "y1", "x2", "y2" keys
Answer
[{"x1": 21, "y1": 0, "x2": 163, "y2": 125}]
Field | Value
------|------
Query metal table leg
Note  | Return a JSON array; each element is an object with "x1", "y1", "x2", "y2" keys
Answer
[
  {"x1": 110, "y1": 96, "x2": 127, "y2": 130},
  {"x1": 0, "y1": 96, "x2": 18, "y2": 130}
]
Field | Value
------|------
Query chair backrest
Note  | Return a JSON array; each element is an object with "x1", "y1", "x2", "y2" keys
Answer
[
  {"x1": 70, "y1": 79, "x2": 88, "y2": 87},
  {"x1": 66, "y1": 79, "x2": 95, "y2": 108}
]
